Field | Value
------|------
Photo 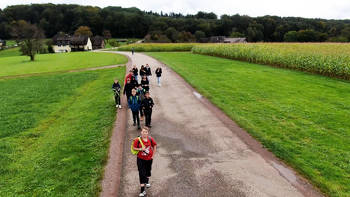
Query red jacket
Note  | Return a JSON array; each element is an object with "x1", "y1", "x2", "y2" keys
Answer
[{"x1": 133, "y1": 136, "x2": 157, "y2": 160}]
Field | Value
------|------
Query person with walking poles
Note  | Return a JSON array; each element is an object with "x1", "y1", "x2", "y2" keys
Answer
[
  {"x1": 112, "y1": 79, "x2": 122, "y2": 108},
  {"x1": 128, "y1": 89, "x2": 141, "y2": 130},
  {"x1": 123, "y1": 78, "x2": 134, "y2": 100},
  {"x1": 132, "y1": 65, "x2": 139, "y2": 82},
  {"x1": 131, "y1": 128, "x2": 157, "y2": 197},
  {"x1": 155, "y1": 67, "x2": 162, "y2": 86},
  {"x1": 142, "y1": 92, "x2": 154, "y2": 127},
  {"x1": 141, "y1": 75, "x2": 150, "y2": 92},
  {"x1": 145, "y1": 64, "x2": 152, "y2": 81}
]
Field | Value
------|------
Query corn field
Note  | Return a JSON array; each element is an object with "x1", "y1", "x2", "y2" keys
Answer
[
  {"x1": 118, "y1": 43, "x2": 197, "y2": 52},
  {"x1": 192, "y1": 43, "x2": 350, "y2": 80}
]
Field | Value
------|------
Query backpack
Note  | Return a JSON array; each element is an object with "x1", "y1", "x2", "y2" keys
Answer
[
  {"x1": 130, "y1": 136, "x2": 154, "y2": 155},
  {"x1": 131, "y1": 137, "x2": 144, "y2": 155}
]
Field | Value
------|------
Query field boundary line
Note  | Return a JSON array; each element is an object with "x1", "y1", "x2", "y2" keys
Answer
[
  {"x1": 100, "y1": 54, "x2": 131, "y2": 197},
  {"x1": 0, "y1": 64, "x2": 124, "y2": 80},
  {"x1": 146, "y1": 52, "x2": 324, "y2": 197}
]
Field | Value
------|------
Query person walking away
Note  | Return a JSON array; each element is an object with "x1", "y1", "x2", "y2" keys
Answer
[
  {"x1": 112, "y1": 79, "x2": 122, "y2": 108},
  {"x1": 141, "y1": 75, "x2": 150, "y2": 92},
  {"x1": 140, "y1": 65, "x2": 146, "y2": 79},
  {"x1": 155, "y1": 67, "x2": 162, "y2": 86},
  {"x1": 132, "y1": 47, "x2": 135, "y2": 55},
  {"x1": 145, "y1": 64, "x2": 152, "y2": 81},
  {"x1": 137, "y1": 84, "x2": 146, "y2": 121},
  {"x1": 132, "y1": 128, "x2": 157, "y2": 197},
  {"x1": 142, "y1": 92, "x2": 154, "y2": 127},
  {"x1": 131, "y1": 75, "x2": 139, "y2": 89},
  {"x1": 123, "y1": 78, "x2": 134, "y2": 99},
  {"x1": 132, "y1": 65, "x2": 139, "y2": 82},
  {"x1": 125, "y1": 70, "x2": 134, "y2": 84},
  {"x1": 128, "y1": 89, "x2": 141, "y2": 129}
]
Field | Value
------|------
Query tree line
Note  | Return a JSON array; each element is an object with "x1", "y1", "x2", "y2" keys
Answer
[{"x1": 1, "y1": 4, "x2": 350, "y2": 42}]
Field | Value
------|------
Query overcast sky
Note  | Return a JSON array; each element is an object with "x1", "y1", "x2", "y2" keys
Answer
[{"x1": 1, "y1": 0, "x2": 350, "y2": 19}]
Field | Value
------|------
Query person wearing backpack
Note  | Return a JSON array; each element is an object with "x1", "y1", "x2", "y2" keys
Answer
[
  {"x1": 155, "y1": 67, "x2": 162, "y2": 86},
  {"x1": 128, "y1": 89, "x2": 141, "y2": 129},
  {"x1": 142, "y1": 92, "x2": 154, "y2": 127},
  {"x1": 123, "y1": 78, "x2": 133, "y2": 99},
  {"x1": 131, "y1": 128, "x2": 157, "y2": 197},
  {"x1": 112, "y1": 79, "x2": 121, "y2": 108},
  {"x1": 136, "y1": 84, "x2": 146, "y2": 121}
]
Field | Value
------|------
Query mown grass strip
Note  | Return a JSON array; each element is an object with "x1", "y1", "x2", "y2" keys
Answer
[
  {"x1": 147, "y1": 52, "x2": 350, "y2": 197},
  {"x1": 117, "y1": 43, "x2": 198, "y2": 52},
  {"x1": 0, "y1": 67, "x2": 125, "y2": 196}
]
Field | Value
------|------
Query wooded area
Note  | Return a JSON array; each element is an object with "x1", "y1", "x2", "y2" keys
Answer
[{"x1": 1, "y1": 4, "x2": 350, "y2": 42}]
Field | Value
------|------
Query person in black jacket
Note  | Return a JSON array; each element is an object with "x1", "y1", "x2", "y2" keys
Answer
[
  {"x1": 155, "y1": 67, "x2": 162, "y2": 86},
  {"x1": 132, "y1": 65, "x2": 139, "y2": 82},
  {"x1": 145, "y1": 64, "x2": 151, "y2": 81},
  {"x1": 131, "y1": 75, "x2": 139, "y2": 89},
  {"x1": 112, "y1": 79, "x2": 122, "y2": 108},
  {"x1": 140, "y1": 65, "x2": 146, "y2": 78},
  {"x1": 141, "y1": 75, "x2": 150, "y2": 92},
  {"x1": 123, "y1": 78, "x2": 134, "y2": 99},
  {"x1": 141, "y1": 92, "x2": 154, "y2": 127}
]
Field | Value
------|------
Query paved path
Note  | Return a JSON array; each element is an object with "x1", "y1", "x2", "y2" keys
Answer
[{"x1": 108, "y1": 52, "x2": 322, "y2": 197}]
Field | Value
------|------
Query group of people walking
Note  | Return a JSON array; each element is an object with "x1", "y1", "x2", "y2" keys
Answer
[{"x1": 112, "y1": 62, "x2": 162, "y2": 196}]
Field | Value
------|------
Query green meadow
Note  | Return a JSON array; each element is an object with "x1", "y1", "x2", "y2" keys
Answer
[
  {"x1": 0, "y1": 52, "x2": 127, "y2": 77},
  {"x1": 147, "y1": 52, "x2": 350, "y2": 197}
]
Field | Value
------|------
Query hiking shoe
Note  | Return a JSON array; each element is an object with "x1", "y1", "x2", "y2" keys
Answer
[
  {"x1": 115, "y1": 105, "x2": 118, "y2": 108},
  {"x1": 146, "y1": 183, "x2": 151, "y2": 188},
  {"x1": 118, "y1": 105, "x2": 122, "y2": 109},
  {"x1": 133, "y1": 122, "x2": 136, "y2": 126},
  {"x1": 139, "y1": 191, "x2": 146, "y2": 196},
  {"x1": 138, "y1": 126, "x2": 141, "y2": 130}
]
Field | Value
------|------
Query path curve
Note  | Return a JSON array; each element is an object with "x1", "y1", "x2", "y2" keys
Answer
[{"x1": 103, "y1": 51, "x2": 323, "y2": 197}]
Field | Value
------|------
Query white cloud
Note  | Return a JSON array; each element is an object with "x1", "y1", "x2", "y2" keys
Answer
[{"x1": 1, "y1": 0, "x2": 350, "y2": 19}]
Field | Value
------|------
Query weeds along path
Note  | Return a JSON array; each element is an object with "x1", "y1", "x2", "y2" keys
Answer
[{"x1": 105, "y1": 51, "x2": 323, "y2": 197}]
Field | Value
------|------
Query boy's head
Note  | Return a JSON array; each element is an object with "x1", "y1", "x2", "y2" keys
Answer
[
  {"x1": 141, "y1": 128, "x2": 149, "y2": 138},
  {"x1": 138, "y1": 84, "x2": 143, "y2": 89},
  {"x1": 133, "y1": 65, "x2": 136, "y2": 68},
  {"x1": 145, "y1": 91, "x2": 150, "y2": 98},
  {"x1": 142, "y1": 76, "x2": 147, "y2": 79},
  {"x1": 114, "y1": 79, "x2": 118, "y2": 83},
  {"x1": 126, "y1": 78, "x2": 131, "y2": 83},
  {"x1": 129, "y1": 70, "x2": 133, "y2": 74},
  {"x1": 131, "y1": 88, "x2": 137, "y2": 96}
]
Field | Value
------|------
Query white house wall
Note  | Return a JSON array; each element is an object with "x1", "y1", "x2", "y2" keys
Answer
[{"x1": 53, "y1": 45, "x2": 71, "y2": 53}]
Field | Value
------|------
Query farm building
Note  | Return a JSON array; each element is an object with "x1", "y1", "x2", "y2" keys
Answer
[
  {"x1": 52, "y1": 34, "x2": 71, "y2": 53},
  {"x1": 91, "y1": 36, "x2": 105, "y2": 49},
  {"x1": 0, "y1": 39, "x2": 6, "y2": 49},
  {"x1": 208, "y1": 36, "x2": 247, "y2": 43},
  {"x1": 70, "y1": 36, "x2": 92, "y2": 51}
]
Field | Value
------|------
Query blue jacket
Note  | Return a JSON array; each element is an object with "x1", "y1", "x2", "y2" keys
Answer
[{"x1": 128, "y1": 95, "x2": 141, "y2": 112}]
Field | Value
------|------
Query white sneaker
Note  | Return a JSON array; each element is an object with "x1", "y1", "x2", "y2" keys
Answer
[
  {"x1": 146, "y1": 183, "x2": 151, "y2": 188},
  {"x1": 115, "y1": 105, "x2": 118, "y2": 108},
  {"x1": 139, "y1": 191, "x2": 146, "y2": 196},
  {"x1": 118, "y1": 105, "x2": 122, "y2": 109}
]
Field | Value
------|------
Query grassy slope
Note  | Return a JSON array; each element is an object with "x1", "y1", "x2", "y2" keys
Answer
[
  {"x1": 0, "y1": 52, "x2": 127, "y2": 77},
  {"x1": 0, "y1": 47, "x2": 21, "y2": 58},
  {"x1": 147, "y1": 52, "x2": 350, "y2": 197},
  {"x1": 0, "y1": 67, "x2": 125, "y2": 196}
]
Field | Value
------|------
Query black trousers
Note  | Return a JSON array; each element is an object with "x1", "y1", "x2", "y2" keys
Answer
[
  {"x1": 137, "y1": 157, "x2": 153, "y2": 184},
  {"x1": 132, "y1": 110, "x2": 140, "y2": 126},
  {"x1": 144, "y1": 110, "x2": 152, "y2": 126},
  {"x1": 140, "y1": 108, "x2": 144, "y2": 117},
  {"x1": 114, "y1": 94, "x2": 121, "y2": 105}
]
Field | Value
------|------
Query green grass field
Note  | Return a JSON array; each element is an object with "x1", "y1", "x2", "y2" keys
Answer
[
  {"x1": 0, "y1": 67, "x2": 125, "y2": 196},
  {"x1": 147, "y1": 52, "x2": 350, "y2": 197},
  {"x1": 0, "y1": 52, "x2": 127, "y2": 77},
  {"x1": 0, "y1": 47, "x2": 21, "y2": 58}
]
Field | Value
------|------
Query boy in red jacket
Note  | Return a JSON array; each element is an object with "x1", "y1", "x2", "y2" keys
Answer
[{"x1": 133, "y1": 128, "x2": 157, "y2": 197}]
